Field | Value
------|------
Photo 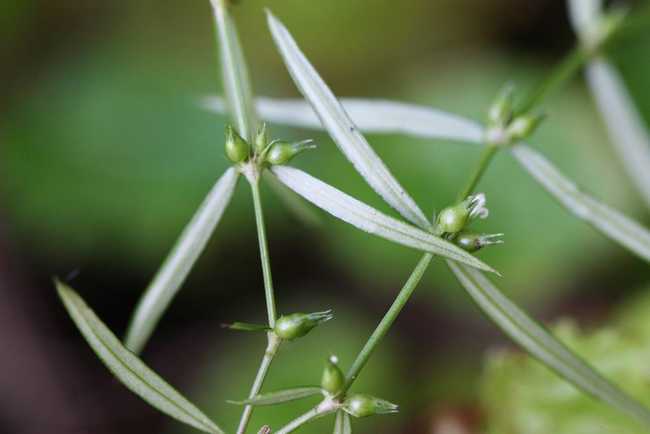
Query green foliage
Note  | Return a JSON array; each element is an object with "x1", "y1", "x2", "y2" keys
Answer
[{"x1": 481, "y1": 289, "x2": 650, "y2": 434}]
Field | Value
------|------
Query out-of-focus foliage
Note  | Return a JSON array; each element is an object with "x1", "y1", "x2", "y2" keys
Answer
[{"x1": 481, "y1": 288, "x2": 650, "y2": 434}]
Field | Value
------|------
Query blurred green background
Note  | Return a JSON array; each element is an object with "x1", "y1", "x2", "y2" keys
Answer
[{"x1": 0, "y1": 1, "x2": 648, "y2": 433}]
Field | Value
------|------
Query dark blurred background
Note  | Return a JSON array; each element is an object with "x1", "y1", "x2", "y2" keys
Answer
[{"x1": 1, "y1": 1, "x2": 649, "y2": 433}]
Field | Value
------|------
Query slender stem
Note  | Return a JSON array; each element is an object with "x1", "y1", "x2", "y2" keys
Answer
[
  {"x1": 342, "y1": 253, "x2": 433, "y2": 394},
  {"x1": 457, "y1": 145, "x2": 499, "y2": 201},
  {"x1": 249, "y1": 175, "x2": 277, "y2": 327},
  {"x1": 236, "y1": 332, "x2": 281, "y2": 434},
  {"x1": 275, "y1": 402, "x2": 337, "y2": 434}
]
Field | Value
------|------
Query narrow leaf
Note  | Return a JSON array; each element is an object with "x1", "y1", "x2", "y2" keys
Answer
[
  {"x1": 266, "y1": 11, "x2": 431, "y2": 230},
  {"x1": 125, "y1": 168, "x2": 239, "y2": 353},
  {"x1": 223, "y1": 322, "x2": 270, "y2": 332},
  {"x1": 202, "y1": 96, "x2": 484, "y2": 144},
  {"x1": 568, "y1": 0, "x2": 604, "y2": 43},
  {"x1": 333, "y1": 410, "x2": 351, "y2": 434},
  {"x1": 584, "y1": 58, "x2": 650, "y2": 208},
  {"x1": 56, "y1": 281, "x2": 224, "y2": 434},
  {"x1": 210, "y1": 0, "x2": 257, "y2": 141},
  {"x1": 446, "y1": 261, "x2": 650, "y2": 426},
  {"x1": 228, "y1": 387, "x2": 322, "y2": 406},
  {"x1": 272, "y1": 166, "x2": 497, "y2": 274},
  {"x1": 511, "y1": 145, "x2": 650, "y2": 262}
]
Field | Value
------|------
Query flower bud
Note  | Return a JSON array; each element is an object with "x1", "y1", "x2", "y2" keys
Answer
[
  {"x1": 273, "y1": 310, "x2": 333, "y2": 340},
  {"x1": 321, "y1": 355, "x2": 345, "y2": 395},
  {"x1": 436, "y1": 205, "x2": 469, "y2": 234},
  {"x1": 342, "y1": 394, "x2": 399, "y2": 418},
  {"x1": 488, "y1": 84, "x2": 514, "y2": 126},
  {"x1": 254, "y1": 123, "x2": 269, "y2": 153},
  {"x1": 225, "y1": 125, "x2": 250, "y2": 163},
  {"x1": 265, "y1": 139, "x2": 316, "y2": 165},
  {"x1": 455, "y1": 231, "x2": 504, "y2": 252},
  {"x1": 506, "y1": 113, "x2": 545, "y2": 142}
]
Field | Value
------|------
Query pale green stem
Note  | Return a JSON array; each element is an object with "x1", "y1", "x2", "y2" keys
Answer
[
  {"x1": 457, "y1": 145, "x2": 499, "y2": 201},
  {"x1": 274, "y1": 402, "x2": 337, "y2": 434},
  {"x1": 342, "y1": 253, "x2": 433, "y2": 394},
  {"x1": 236, "y1": 332, "x2": 281, "y2": 434},
  {"x1": 249, "y1": 174, "x2": 278, "y2": 327}
]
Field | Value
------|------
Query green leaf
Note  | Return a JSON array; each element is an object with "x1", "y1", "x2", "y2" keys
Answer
[
  {"x1": 210, "y1": 0, "x2": 257, "y2": 141},
  {"x1": 55, "y1": 280, "x2": 224, "y2": 434},
  {"x1": 223, "y1": 322, "x2": 271, "y2": 332},
  {"x1": 125, "y1": 167, "x2": 239, "y2": 354},
  {"x1": 333, "y1": 410, "x2": 351, "y2": 434},
  {"x1": 202, "y1": 96, "x2": 484, "y2": 145},
  {"x1": 266, "y1": 11, "x2": 431, "y2": 230},
  {"x1": 584, "y1": 58, "x2": 650, "y2": 209},
  {"x1": 511, "y1": 145, "x2": 650, "y2": 262},
  {"x1": 446, "y1": 261, "x2": 650, "y2": 427},
  {"x1": 228, "y1": 387, "x2": 323, "y2": 406},
  {"x1": 241, "y1": 95, "x2": 650, "y2": 262},
  {"x1": 272, "y1": 166, "x2": 497, "y2": 274}
]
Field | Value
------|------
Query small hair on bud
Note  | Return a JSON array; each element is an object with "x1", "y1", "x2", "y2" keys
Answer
[{"x1": 455, "y1": 231, "x2": 504, "y2": 252}]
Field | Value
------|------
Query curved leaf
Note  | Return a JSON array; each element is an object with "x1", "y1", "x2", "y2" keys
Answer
[
  {"x1": 228, "y1": 387, "x2": 322, "y2": 406},
  {"x1": 567, "y1": 0, "x2": 604, "y2": 44},
  {"x1": 266, "y1": 11, "x2": 431, "y2": 230},
  {"x1": 202, "y1": 96, "x2": 484, "y2": 144},
  {"x1": 447, "y1": 261, "x2": 650, "y2": 427},
  {"x1": 512, "y1": 145, "x2": 650, "y2": 262},
  {"x1": 210, "y1": 0, "x2": 257, "y2": 140},
  {"x1": 56, "y1": 281, "x2": 224, "y2": 434},
  {"x1": 125, "y1": 168, "x2": 239, "y2": 353},
  {"x1": 271, "y1": 166, "x2": 497, "y2": 274}
]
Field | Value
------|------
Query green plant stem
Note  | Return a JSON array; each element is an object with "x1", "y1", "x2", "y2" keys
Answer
[
  {"x1": 236, "y1": 332, "x2": 281, "y2": 434},
  {"x1": 275, "y1": 403, "x2": 336, "y2": 434},
  {"x1": 342, "y1": 253, "x2": 433, "y2": 394},
  {"x1": 249, "y1": 176, "x2": 278, "y2": 327},
  {"x1": 457, "y1": 145, "x2": 499, "y2": 201}
]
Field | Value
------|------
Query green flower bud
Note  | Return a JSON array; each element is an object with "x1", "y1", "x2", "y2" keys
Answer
[
  {"x1": 274, "y1": 310, "x2": 333, "y2": 340},
  {"x1": 455, "y1": 231, "x2": 504, "y2": 252},
  {"x1": 342, "y1": 394, "x2": 399, "y2": 418},
  {"x1": 506, "y1": 113, "x2": 545, "y2": 142},
  {"x1": 225, "y1": 126, "x2": 250, "y2": 163},
  {"x1": 321, "y1": 355, "x2": 345, "y2": 394},
  {"x1": 265, "y1": 139, "x2": 316, "y2": 165},
  {"x1": 488, "y1": 84, "x2": 514, "y2": 126},
  {"x1": 436, "y1": 205, "x2": 469, "y2": 234},
  {"x1": 254, "y1": 123, "x2": 269, "y2": 153}
]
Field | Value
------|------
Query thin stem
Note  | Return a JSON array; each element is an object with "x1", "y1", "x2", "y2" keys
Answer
[
  {"x1": 275, "y1": 402, "x2": 337, "y2": 434},
  {"x1": 236, "y1": 332, "x2": 281, "y2": 434},
  {"x1": 342, "y1": 253, "x2": 433, "y2": 394},
  {"x1": 456, "y1": 145, "x2": 499, "y2": 201},
  {"x1": 249, "y1": 175, "x2": 277, "y2": 327}
]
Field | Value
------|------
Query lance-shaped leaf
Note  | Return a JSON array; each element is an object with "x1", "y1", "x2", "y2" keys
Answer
[
  {"x1": 584, "y1": 58, "x2": 650, "y2": 208},
  {"x1": 210, "y1": 0, "x2": 257, "y2": 141},
  {"x1": 512, "y1": 145, "x2": 650, "y2": 262},
  {"x1": 125, "y1": 168, "x2": 239, "y2": 353},
  {"x1": 271, "y1": 165, "x2": 496, "y2": 274},
  {"x1": 228, "y1": 387, "x2": 323, "y2": 406},
  {"x1": 56, "y1": 281, "x2": 224, "y2": 434},
  {"x1": 202, "y1": 96, "x2": 484, "y2": 144},
  {"x1": 266, "y1": 11, "x2": 431, "y2": 230},
  {"x1": 446, "y1": 261, "x2": 650, "y2": 427},
  {"x1": 333, "y1": 410, "x2": 352, "y2": 434},
  {"x1": 241, "y1": 95, "x2": 650, "y2": 262},
  {"x1": 567, "y1": 0, "x2": 650, "y2": 209}
]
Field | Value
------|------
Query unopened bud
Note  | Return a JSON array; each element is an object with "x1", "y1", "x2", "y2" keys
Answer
[
  {"x1": 254, "y1": 123, "x2": 269, "y2": 153},
  {"x1": 321, "y1": 355, "x2": 345, "y2": 394},
  {"x1": 265, "y1": 139, "x2": 316, "y2": 165},
  {"x1": 455, "y1": 231, "x2": 504, "y2": 252},
  {"x1": 274, "y1": 310, "x2": 333, "y2": 340},
  {"x1": 436, "y1": 205, "x2": 469, "y2": 234},
  {"x1": 225, "y1": 125, "x2": 250, "y2": 163},
  {"x1": 488, "y1": 84, "x2": 514, "y2": 126},
  {"x1": 506, "y1": 113, "x2": 545, "y2": 142},
  {"x1": 343, "y1": 394, "x2": 399, "y2": 418}
]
